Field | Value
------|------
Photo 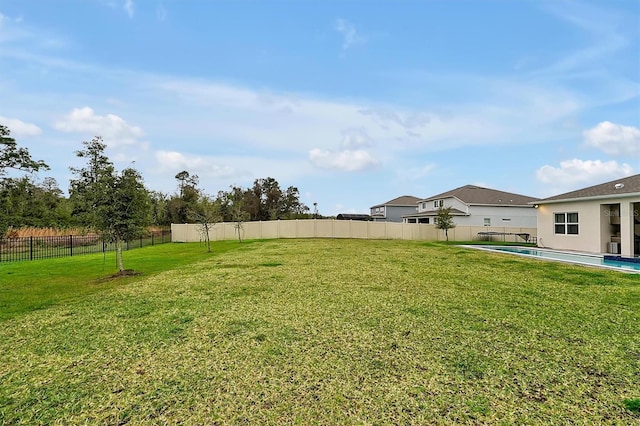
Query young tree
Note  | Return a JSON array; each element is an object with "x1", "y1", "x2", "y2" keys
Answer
[
  {"x1": 435, "y1": 206, "x2": 456, "y2": 241},
  {"x1": 0, "y1": 124, "x2": 48, "y2": 176},
  {"x1": 188, "y1": 195, "x2": 221, "y2": 252},
  {"x1": 104, "y1": 168, "x2": 151, "y2": 272},
  {"x1": 224, "y1": 185, "x2": 249, "y2": 242},
  {"x1": 189, "y1": 195, "x2": 222, "y2": 252},
  {"x1": 69, "y1": 138, "x2": 150, "y2": 274}
]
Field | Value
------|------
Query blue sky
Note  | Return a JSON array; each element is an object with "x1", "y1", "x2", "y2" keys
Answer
[{"x1": 1, "y1": 0, "x2": 638, "y2": 215}]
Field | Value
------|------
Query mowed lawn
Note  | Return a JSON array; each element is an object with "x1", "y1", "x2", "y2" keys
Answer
[{"x1": 1, "y1": 239, "x2": 639, "y2": 424}]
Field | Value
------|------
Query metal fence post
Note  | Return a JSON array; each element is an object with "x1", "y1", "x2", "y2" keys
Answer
[
  {"x1": 70, "y1": 235, "x2": 73, "y2": 257},
  {"x1": 30, "y1": 236, "x2": 33, "y2": 261}
]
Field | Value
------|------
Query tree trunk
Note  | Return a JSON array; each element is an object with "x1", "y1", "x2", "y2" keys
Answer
[
  {"x1": 445, "y1": 229, "x2": 449, "y2": 241},
  {"x1": 116, "y1": 235, "x2": 125, "y2": 272},
  {"x1": 236, "y1": 221, "x2": 243, "y2": 243}
]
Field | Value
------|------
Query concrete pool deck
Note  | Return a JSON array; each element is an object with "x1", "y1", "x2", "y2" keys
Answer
[{"x1": 462, "y1": 245, "x2": 640, "y2": 274}]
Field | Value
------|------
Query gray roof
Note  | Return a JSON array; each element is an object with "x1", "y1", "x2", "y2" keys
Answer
[
  {"x1": 371, "y1": 195, "x2": 421, "y2": 209},
  {"x1": 422, "y1": 185, "x2": 539, "y2": 206},
  {"x1": 538, "y1": 174, "x2": 640, "y2": 203}
]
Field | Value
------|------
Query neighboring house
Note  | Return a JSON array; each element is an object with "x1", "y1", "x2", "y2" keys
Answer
[
  {"x1": 535, "y1": 174, "x2": 640, "y2": 257},
  {"x1": 403, "y1": 185, "x2": 539, "y2": 227},
  {"x1": 370, "y1": 195, "x2": 421, "y2": 222}
]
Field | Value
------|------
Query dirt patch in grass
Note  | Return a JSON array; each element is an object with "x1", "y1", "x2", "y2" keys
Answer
[{"x1": 93, "y1": 269, "x2": 142, "y2": 282}]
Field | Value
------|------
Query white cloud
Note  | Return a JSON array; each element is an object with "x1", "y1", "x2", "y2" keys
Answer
[
  {"x1": 124, "y1": 0, "x2": 135, "y2": 18},
  {"x1": 54, "y1": 107, "x2": 144, "y2": 147},
  {"x1": 153, "y1": 76, "x2": 583, "y2": 159},
  {"x1": 154, "y1": 150, "x2": 235, "y2": 178},
  {"x1": 309, "y1": 148, "x2": 379, "y2": 172},
  {"x1": 341, "y1": 128, "x2": 373, "y2": 149},
  {"x1": 335, "y1": 18, "x2": 365, "y2": 51},
  {"x1": 583, "y1": 121, "x2": 640, "y2": 157},
  {"x1": 536, "y1": 158, "x2": 634, "y2": 193},
  {"x1": 0, "y1": 116, "x2": 41, "y2": 137}
]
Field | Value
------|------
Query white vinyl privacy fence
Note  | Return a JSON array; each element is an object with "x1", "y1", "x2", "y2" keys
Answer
[{"x1": 171, "y1": 220, "x2": 536, "y2": 243}]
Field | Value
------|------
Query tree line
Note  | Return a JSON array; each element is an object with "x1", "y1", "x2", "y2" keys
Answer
[{"x1": 1, "y1": 125, "x2": 314, "y2": 269}]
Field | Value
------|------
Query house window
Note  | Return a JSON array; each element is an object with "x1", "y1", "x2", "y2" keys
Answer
[
  {"x1": 554, "y1": 212, "x2": 579, "y2": 235},
  {"x1": 502, "y1": 218, "x2": 511, "y2": 222},
  {"x1": 433, "y1": 200, "x2": 438, "y2": 208},
  {"x1": 433, "y1": 199, "x2": 444, "y2": 208},
  {"x1": 439, "y1": 199, "x2": 444, "y2": 207},
  {"x1": 484, "y1": 218, "x2": 491, "y2": 226}
]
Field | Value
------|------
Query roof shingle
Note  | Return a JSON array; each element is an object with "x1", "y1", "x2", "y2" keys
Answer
[
  {"x1": 538, "y1": 174, "x2": 640, "y2": 203},
  {"x1": 371, "y1": 195, "x2": 421, "y2": 208},
  {"x1": 421, "y1": 185, "x2": 539, "y2": 206}
]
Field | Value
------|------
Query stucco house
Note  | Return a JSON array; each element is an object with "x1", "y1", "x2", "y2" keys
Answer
[
  {"x1": 370, "y1": 195, "x2": 421, "y2": 222},
  {"x1": 535, "y1": 174, "x2": 640, "y2": 257},
  {"x1": 403, "y1": 185, "x2": 539, "y2": 228}
]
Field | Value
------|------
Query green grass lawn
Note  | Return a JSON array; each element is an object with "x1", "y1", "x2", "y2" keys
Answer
[{"x1": 1, "y1": 239, "x2": 639, "y2": 424}]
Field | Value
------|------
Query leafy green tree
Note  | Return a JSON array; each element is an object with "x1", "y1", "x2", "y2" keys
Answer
[
  {"x1": 104, "y1": 168, "x2": 151, "y2": 272},
  {"x1": 0, "y1": 176, "x2": 70, "y2": 236},
  {"x1": 69, "y1": 138, "x2": 150, "y2": 273},
  {"x1": 149, "y1": 190, "x2": 171, "y2": 227},
  {"x1": 167, "y1": 171, "x2": 200, "y2": 224},
  {"x1": 0, "y1": 124, "x2": 48, "y2": 176},
  {"x1": 69, "y1": 137, "x2": 115, "y2": 227},
  {"x1": 435, "y1": 206, "x2": 456, "y2": 241},
  {"x1": 217, "y1": 177, "x2": 308, "y2": 222},
  {"x1": 281, "y1": 185, "x2": 309, "y2": 219}
]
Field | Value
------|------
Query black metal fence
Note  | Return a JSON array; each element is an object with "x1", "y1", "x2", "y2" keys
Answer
[{"x1": 0, "y1": 231, "x2": 171, "y2": 263}]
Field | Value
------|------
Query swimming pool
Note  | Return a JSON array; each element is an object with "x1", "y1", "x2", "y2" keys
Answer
[{"x1": 465, "y1": 245, "x2": 640, "y2": 273}]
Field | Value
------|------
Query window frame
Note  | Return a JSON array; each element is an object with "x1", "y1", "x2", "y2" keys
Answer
[{"x1": 554, "y1": 212, "x2": 579, "y2": 235}]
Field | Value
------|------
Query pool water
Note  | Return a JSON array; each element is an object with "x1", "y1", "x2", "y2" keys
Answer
[{"x1": 467, "y1": 246, "x2": 640, "y2": 273}]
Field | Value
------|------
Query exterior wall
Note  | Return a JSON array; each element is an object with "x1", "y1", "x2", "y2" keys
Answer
[
  {"x1": 370, "y1": 206, "x2": 385, "y2": 220},
  {"x1": 172, "y1": 219, "x2": 536, "y2": 243},
  {"x1": 537, "y1": 196, "x2": 640, "y2": 255},
  {"x1": 410, "y1": 204, "x2": 536, "y2": 228},
  {"x1": 537, "y1": 200, "x2": 606, "y2": 254},
  {"x1": 372, "y1": 205, "x2": 419, "y2": 222},
  {"x1": 461, "y1": 205, "x2": 537, "y2": 228},
  {"x1": 417, "y1": 196, "x2": 467, "y2": 214}
]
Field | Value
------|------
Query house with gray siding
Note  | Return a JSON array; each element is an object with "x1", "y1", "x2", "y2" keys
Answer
[
  {"x1": 403, "y1": 185, "x2": 539, "y2": 228},
  {"x1": 370, "y1": 195, "x2": 421, "y2": 222}
]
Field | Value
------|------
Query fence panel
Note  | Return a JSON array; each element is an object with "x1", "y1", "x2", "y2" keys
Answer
[
  {"x1": 0, "y1": 231, "x2": 171, "y2": 263},
  {"x1": 171, "y1": 220, "x2": 536, "y2": 243}
]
